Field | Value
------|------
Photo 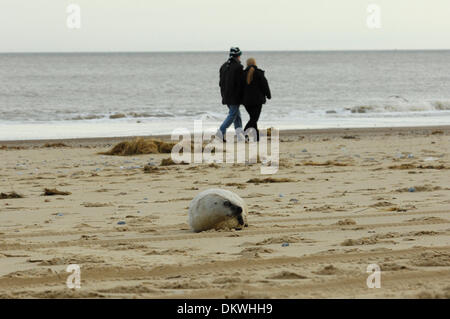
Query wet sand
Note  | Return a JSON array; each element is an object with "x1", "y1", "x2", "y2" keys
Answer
[{"x1": 0, "y1": 126, "x2": 449, "y2": 298}]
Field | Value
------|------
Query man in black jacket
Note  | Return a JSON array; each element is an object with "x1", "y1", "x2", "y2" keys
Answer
[{"x1": 217, "y1": 47, "x2": 245, "y2": 140}]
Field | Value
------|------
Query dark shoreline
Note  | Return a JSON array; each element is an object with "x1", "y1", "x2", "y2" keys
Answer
[{"x1": 1, "y1": 125, "x2": 448, "y2": 148}]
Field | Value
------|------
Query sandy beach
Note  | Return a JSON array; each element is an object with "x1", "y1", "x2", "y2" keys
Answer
[{"x1": 0, "y1": 126, "x2": 449, "y2": 299}]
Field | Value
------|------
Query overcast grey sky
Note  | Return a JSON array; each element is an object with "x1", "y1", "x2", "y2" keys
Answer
[{"x1": 1, "y1": 0, "x2": 449, "y2": 52}]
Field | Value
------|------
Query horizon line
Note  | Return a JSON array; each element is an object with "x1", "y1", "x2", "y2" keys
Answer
[{"x1": 1, "y1": 48, "x2": 450, "y2": 54}]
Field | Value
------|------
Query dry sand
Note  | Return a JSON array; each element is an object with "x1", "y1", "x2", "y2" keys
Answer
[{"x1": 0, "y1": 126, "x2": 449, "y2": 299}]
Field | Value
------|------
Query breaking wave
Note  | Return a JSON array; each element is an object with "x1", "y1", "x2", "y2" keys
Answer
[{"x1": 347, "y1": 101, "x2": 450, "y2": 114}]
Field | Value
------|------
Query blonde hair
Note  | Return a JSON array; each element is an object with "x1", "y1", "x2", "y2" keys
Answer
[{"x1": 246, "y1": 58, "x2": 256, "y2": 84}]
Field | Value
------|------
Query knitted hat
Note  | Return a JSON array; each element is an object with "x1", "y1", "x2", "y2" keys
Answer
[{"x1": 229, "y1": 47, "x2": 242, "y2": 57}]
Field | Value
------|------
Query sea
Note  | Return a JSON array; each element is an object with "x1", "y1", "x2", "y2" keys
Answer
[{"x1": 1, "y1": 50, "x2": 449, "y2": 140}]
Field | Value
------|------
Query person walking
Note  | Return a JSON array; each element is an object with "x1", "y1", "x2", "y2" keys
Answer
[
  {"x1": 218, "y1": 47, "x2": 245, "y2": 141},
  {"x1": 242, "y1": 58, "x2": 271, "y2": 141}
]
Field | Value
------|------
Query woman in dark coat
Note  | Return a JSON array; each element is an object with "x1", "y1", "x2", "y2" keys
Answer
[{"x1": 242, "y1": 58, "x2": 271, "y2": 141}]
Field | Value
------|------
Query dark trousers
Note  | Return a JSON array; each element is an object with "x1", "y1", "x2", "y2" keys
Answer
[{"x1": 244, "y1": 104, "x2": 262, "y2": 141}]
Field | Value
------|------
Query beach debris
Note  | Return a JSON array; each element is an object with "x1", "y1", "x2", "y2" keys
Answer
[
  {"x1": 117, "y1": 221, "x2": 126, "y2": 225},
  {"x1": 238, "y1": 247, "x2": 274, "y2": 257},
  {"x1": 371, "y1": 201, "x2": 394, "y2": 208},
  {"x1": 341, "y1": 238, "x2": 377, "y2": 246},
  {"x1": 385, "y1": 206, "x2": 408, "y2": 212},
  {"x1": 390, "y1": 163, "x2": 414, "y2": 170},
  {"x1": 335, "y1": 219, "x2": 357, "y2": 226},
  {"x1": 314, "y1": 265, "x2": 339, "y2": 275},
  {"x1": 0, "y1": 192, "x2": 24, "y2": 199},
  {"x1": 389, "y1": 163, "x2": 446, "y2": 170},
  {"x1": 301, "y1": 149, "x2": 308, "y2": 152},
  {"x1": 109, "y1": 113, "x2": 126, "y2": 119},
  {"x1": 281, "y1": 243, "x2": 289, "y2": 247},
  {"x1": 0, "y1": 145, "x2": 27, "y2": 150},
  {"x1": 418, "y1": 164, "x2": 446, "y2": 169},
  {"x1": 155, "y1": 140, "x2": 175, "y2": 154},
  {"x1": 279, "y1": 194, "x2": 284, "y2": 198},
  {"x1": 83, "y1": 202, "x2": 112, "y2": 208},
  {"x1": 160, "y1": 157, "x2": 173, "y2": 166},
  {"x1": 302, "y1": 161, "x2": 350, "y2": 167},
  {"x1": 247, "y1": 177, "x2": 295, "y2": 184},
  {"x1": 42, "y1": 188, "x2": 71, "y2": 196},
  {"x1": 143, "y1": 165, "x2": 160, "y2": 173},
  {"x1": 160, "y1": 158, "x2": 176, "y2": 166},
  {"x1": 267, "y1": 271, "x2": 307, "y2": 280},
  {"x1": 396, "y1": 185, "x2": 441, "y2": 193},
  {"x1": 289, "y1": 198, "x2": 299, "y2": 204},
  {"x1": 56, "y1": 213, "x2": 64, "y2": 217},
  {"x1": 341, "y1": 232, "x2": 400, "y2": 246},
  {"x1": 225, "y1": 183, "x2": 246, "y2": 189},
  {"x1": 255, "y1": 236, "x2": 301, "y2": 246},
  {"x1": 350, "y1": 105, "x2": 373, "y2": 113},
  {"x1": 42, "y1": 143, "x2": 69, "y2": 148},
  {"x1": 100, "y1": 138, "x2": 175, "y2": 156},
  {"x1": 160, "y1": 158, "x2": 187, "y2": 166}
]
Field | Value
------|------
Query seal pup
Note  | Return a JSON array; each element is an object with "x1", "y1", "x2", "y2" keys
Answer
[{"x1": 188, "y1": 188, "x2": 248, "y2": 232}]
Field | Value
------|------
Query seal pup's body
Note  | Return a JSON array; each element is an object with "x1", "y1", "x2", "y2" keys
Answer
[{"x1": 188, "y1": 189, "x2": 248, "y2": 232}]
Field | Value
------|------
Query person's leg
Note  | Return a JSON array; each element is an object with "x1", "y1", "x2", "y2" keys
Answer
[
  {"x1": 244, "y1": 105, "x2": 261, "y2": 141},
  {"x1": 233, "y1": 107, "x2": 242, "y2": 130},
  {"x1": 233, "y1": 107, "x2": 246, "y2": 142},
  {"x1": 243, "y1": 105, "x2": 258, "y2": 142},
  {"x1": 219, "y1": 105, "x2": 240, "y2": 136},
  {"x1": 243, "y1": 105, "x2": 252, "y2": 132},
  {"x1": 253, "y1": 105, "x2": 262, "y2": 141},
  {"x1": 244, "y1": 105, "x2": 258, "y2": 130}
]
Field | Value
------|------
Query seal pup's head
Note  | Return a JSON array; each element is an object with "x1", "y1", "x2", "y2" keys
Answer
[{"x1": 223, "y1": 199, "x2": 244, "y2": 225}]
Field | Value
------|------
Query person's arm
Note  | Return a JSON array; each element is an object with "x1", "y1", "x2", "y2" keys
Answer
[
  {"x1": 261, "y1": 72, "x2": 271, "y2": 100},
  {"x1": 219, "y1": 64, "x2": 228, "y2": 100},
  {"x1": 219, "y1": 65, "x2": 224, "y2": 89},
  {"x1": 236, "y1": 64, "x2": 245, "y2": 102}
]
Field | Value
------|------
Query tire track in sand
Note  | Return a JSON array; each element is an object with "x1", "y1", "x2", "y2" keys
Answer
[
  {"x1": 3, "y1": 209, "x2": 448, "y2": 240},
  {"x1": 0, "y1": 218, "x2": 448, "y2": 251},
  {"x1": 0, "y1": 246, "x2": 448, "y2": 289},
  {"x1": 157, "y1": 269, "x2": 450, "y2": 299}
]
